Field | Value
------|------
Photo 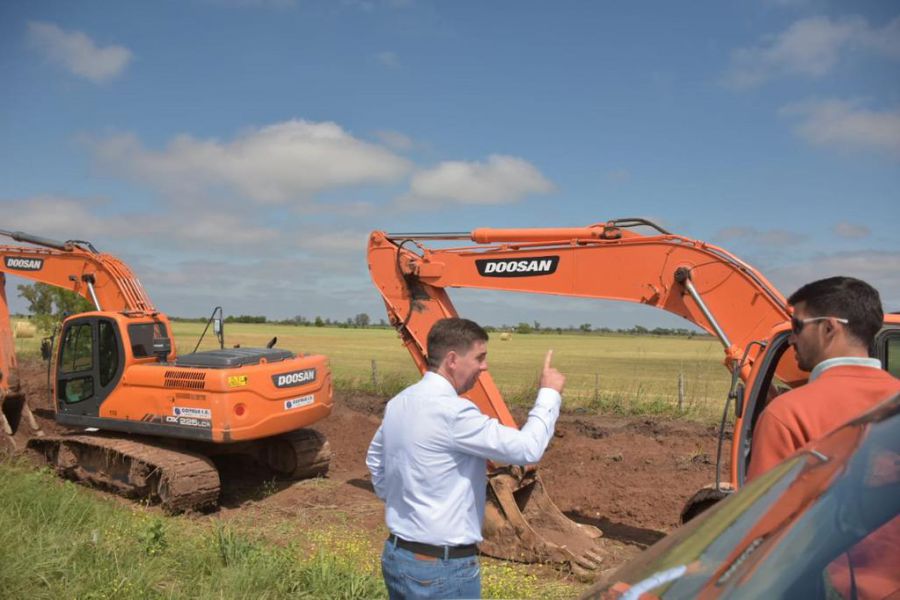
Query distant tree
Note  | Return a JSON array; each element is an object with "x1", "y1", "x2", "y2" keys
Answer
[
  {"x1": 17, "y1": 282, "x2": 94, "y2": 332},
  {"x1": 314, "y1": 316, "x2": 325, "y2": 327},
  {"x1": 225, "y1": 315, "x2": 267, "y2": 324},
  {"x1": 353, "y1": 313, "x2": 370, "y2": 328},
  {"x1": 515, "y1": 322, "x2": 533, "y2": 334},
  {"x1": 579, "y1": 323, "x2": 592, "y2": 332},
  {"x1": 378, "y1": 318, "x2": 387, "y2": 327},
  {"x1": 532, "y1": 320, "x2": 541, "y2": 332}
]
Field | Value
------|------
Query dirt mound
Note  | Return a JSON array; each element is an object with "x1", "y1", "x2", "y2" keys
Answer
[{"x1": 6, "y1": 358, "x2": 724, "y2": 573}]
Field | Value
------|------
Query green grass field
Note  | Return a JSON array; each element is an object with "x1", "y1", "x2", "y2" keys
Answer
[
  {"x1": 0, "y1": 459, "x2": 574, "y2": 599},
  {"x1": 12, "y1": 319, "x2": 732, "y2": 420}
]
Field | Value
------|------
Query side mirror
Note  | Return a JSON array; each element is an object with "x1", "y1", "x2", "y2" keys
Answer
[
  {"x1": 40, "y1": 338, "x2": 52, "y2": 361},
  {"x1": 213, "y1": 317, "x2": 222, "y2": 336}
]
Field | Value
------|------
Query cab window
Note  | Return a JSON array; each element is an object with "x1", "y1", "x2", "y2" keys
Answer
[
  {"x1": 60, "y1": 323, "x2": 93, "y2": 374},
  {"x1": 884, "y1": 336, "x2": 900, "y2": 378},
  {"x1": 98, "y1": 320, "x2": 119, "y2": 387},
  {"x1": 128, "y1": 322, "x2": 169, "y2": 358},
  {"x1": 61, "y1": 377, "x2": 94, "y2": 404}
]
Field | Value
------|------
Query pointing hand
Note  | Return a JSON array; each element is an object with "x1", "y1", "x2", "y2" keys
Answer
[{"x1": 539, "y1": 349, "x2": 565, "y2": 394}]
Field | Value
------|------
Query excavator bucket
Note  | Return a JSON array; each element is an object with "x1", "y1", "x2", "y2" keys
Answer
[
  {"x1": 1, "y1": 393, "x2": 43, "y2": 451},
  {"x1": 481, "y1": 466, "x2": 606, "y2": 580}
]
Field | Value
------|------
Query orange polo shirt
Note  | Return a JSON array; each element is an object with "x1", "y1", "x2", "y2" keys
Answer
[
  {"x1": 747, "y1": 364, "x2": 900, "y2": 481},
  {"x1": 747, "y1": 363, "x2": 900, "y2": 600}
]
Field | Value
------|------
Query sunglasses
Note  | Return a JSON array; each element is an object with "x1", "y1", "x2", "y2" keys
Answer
[{"x1": 790, "y1": 316, "x2": 849, "y2": 335}]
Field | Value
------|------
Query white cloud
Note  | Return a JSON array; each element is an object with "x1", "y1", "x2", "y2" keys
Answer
[
  {"x1": 0, "y1": 196, "x2": 279, "y2": 250},
  {"x1": 714, "y1": 226, "x2": 807, "y2": 247},
  {"x1": 27, "y1": 21, "x2": 132, "y2": 83},
  {"x1": 724, "y1": 15, "x2": 900, "y2": 89},
  {"x1": 374, "y1": 130, "x2": 414, "y2": 151},
  {"x1": 399, "y1": 155, "x2": 554, "y2": 207},
  {"x1": 833, "y1": 222, "x2": 871, "y2": 239},
  {"x1": 0, "y1": 196, "x2": 131, "y2": 238},
  {"x1": 780, "y1": 100, "x2": 900, "y2": 157},
  {"x1": 376, "y1": 51, "x2": 400, "y2": 68},
  {"x1": 606, "y1": 168, "x2": 631, "y2": 183},
  {"x1": 88, "y1": 120, "x2": 413, "y2": 203},
  {"x1": 767, "y1": 251, "x2": 900, "y2": 310},
  {"x1": 202, "y1": 0, "x2": 297, "y2": 7}
]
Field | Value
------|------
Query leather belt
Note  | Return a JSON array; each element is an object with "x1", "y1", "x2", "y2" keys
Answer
[{"x1": 388, "y1": 534, "x2": 478, "y2": 559}]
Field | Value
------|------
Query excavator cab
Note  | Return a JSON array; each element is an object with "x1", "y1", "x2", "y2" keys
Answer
[{"x1": 52, "y1": 312, "x2": 169, "y2": 421}]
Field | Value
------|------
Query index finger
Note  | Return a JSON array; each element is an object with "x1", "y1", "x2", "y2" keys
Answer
[{"x1": 544, "y1": 349, "x2": 554, "y2": 370}]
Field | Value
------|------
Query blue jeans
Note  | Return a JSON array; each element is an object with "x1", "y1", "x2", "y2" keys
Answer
[{"x1": 381, "y1": 539, "x2": 481, "y2": 599}]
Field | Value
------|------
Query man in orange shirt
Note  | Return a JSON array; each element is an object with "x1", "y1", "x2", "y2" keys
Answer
[
  {"x1": 746, "y1": 276, "x2": 900, "y2": 600},
  {"x1": 747, "y1": 276, "x2": 900, "y2": 479}
]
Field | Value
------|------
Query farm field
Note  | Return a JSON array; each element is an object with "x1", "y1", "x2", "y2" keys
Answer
[
  {"x1": 173, "y1": 322, "x2": 732, "y2": 420},
  {"x1": 12, "y1": 320, "x2": 733, "y2": 419},
  {"x1": 5, "y1": 324, "x2": 731, "y2": 597}
]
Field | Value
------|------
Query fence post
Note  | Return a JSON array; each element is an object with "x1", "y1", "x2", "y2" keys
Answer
[
  {"x1": 594, "y1": 372, "x2": 600, "y2": 402},
  {"x1": 371, "y1": 359, "x2": 379, "y2": 391},
  {"x1": 678, "y1": 371, "x2": 685, "y2": 413}
]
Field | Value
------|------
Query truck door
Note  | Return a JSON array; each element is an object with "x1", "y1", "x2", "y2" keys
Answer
[{"x1": 56, "y1": 316, "x2": 124, "y2": 420}]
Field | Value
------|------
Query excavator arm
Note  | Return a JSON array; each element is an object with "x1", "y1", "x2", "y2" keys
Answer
[
  {"x1": 369, "y1": 219, "x2": 801, "y2": 419},
  {"x1": 366, "y1": 218, "x2": 803, "y2": 577},
  {"x1": 1, "y1": 229, "x2": 157, "y2": 445},
  {"x1": 1, "y1": 229, "x2": 155, "y2": 314}
]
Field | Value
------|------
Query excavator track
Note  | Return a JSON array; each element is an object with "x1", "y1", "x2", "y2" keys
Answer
[
  {"x1": 28, "y1": 433, "x2": 220, "y2": 513},
  {"x1": 261, "y1": 428, "x2": 332, "y2": 479}
]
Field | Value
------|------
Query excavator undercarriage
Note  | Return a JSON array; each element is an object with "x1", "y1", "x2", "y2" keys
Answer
[{"x1": 28, "y1": 428, "x2": 331, "y2": 512}]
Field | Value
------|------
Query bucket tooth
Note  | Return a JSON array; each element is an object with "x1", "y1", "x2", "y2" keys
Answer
[{"x1": 480, "y1": 467, "x2": 605, "y2": 580}]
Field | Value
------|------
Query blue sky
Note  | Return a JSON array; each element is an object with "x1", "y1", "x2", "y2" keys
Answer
[{"x1": 2, "y1": 0, "x2": 898, "y2": 329}]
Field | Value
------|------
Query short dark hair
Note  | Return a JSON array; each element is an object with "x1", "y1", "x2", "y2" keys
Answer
[
  {"x1": 426, "y1": 318, "x2": 488, "y2": 370},
  {"x1": 788, "y1": 276, "x2": 883, "y2": 346}
]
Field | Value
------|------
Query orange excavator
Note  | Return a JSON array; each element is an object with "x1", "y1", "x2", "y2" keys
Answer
[
  {"x1": 367, "y1": 218, "x2": 900, "y2": 577},
  {"x1": 1, "y1": 229, "x2": 333, "y2": 511}
]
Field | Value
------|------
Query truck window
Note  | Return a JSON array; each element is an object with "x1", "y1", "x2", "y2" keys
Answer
[{"x1": 60, "y1": 323, "x2": 93, "y2": 374}]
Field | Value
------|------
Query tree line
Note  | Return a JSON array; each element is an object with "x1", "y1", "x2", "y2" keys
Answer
[{"x1": 14, "y1": 283, "x2": 709, "y2": 337}]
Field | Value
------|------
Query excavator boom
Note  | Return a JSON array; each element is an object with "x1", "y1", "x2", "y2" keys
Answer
[
  {"x1": 1, "y1": 229, "x2": 155, "y2": 314},
  {"x1": 367, "y1": 218, "x2": 802, "y2": 577}
]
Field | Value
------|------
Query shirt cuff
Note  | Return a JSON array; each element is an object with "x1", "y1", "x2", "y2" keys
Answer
[{"x1": 534, "y1": 387, "x2": 561, "y2": 411}]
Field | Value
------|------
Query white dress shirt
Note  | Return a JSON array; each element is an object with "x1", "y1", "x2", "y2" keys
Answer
[{"x1": 366, "y1": 370, "x2": 561, "y2": 545}]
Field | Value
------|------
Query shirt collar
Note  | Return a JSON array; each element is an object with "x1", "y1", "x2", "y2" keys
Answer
[
  {"x1": 423, "y1": 370, "x2": 459, "y2": 396},
  {"x1": 810, "y1": 356, "x2": 882, "y2": 381}
]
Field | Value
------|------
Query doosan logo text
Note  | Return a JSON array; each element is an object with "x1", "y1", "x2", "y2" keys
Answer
[
  {"x1": 476, "y1": 256, "x2": 559, "y2": 277},
  {"x1": 4, "y1": 257, "x2": 43, "y2": 271},
  {"x1": 273, "y1": 368, "x2": 317, "y2": 388}
]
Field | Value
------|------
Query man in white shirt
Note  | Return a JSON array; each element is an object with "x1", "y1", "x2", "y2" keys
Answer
[{"x1": 366, "y1": 317, "x2": 565, "y2": 599}]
